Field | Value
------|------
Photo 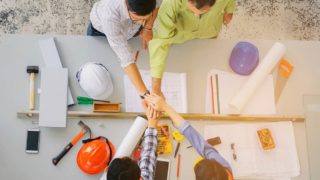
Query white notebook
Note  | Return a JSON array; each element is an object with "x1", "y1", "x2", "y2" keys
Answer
[{"x1": 39, "y1": 68, "x2": 68, "y2": 127}]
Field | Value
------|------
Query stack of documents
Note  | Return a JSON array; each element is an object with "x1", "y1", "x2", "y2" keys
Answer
[
  {"x1": 124, "y1": 70, "x2": 187, "y2": 113},
  {"x1": 204, "y1": 121, "x2": 300, "y2": 179}
]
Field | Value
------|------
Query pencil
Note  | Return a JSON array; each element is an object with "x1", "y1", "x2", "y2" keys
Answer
[
  {"x1": 177, "y1": 154, "x2": 181, "y2": 178},
  {"x1": 134, "y1": 50, "x2": 140, "y2": 63},
  {"x1": 210, "y1": 75, "x2": 215, "y2": 114}
]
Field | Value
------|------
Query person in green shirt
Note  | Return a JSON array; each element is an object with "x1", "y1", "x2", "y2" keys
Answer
[{"x1": 149, "y1": 0, "x2": 235, "y2": 96}]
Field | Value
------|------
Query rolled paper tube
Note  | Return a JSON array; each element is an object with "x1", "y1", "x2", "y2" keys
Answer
[
  {"x1": 100, "y1": 116, "x2": 148, "y2": 180},
  {"x1": 228, "y1": 42, "x2": 286, "y2": 114},
  {"x1": 113, "y1": 116, "x2": 148, "y2": 158}
]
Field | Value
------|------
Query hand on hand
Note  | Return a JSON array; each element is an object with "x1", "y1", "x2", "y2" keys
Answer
[
  {"x1": 144, "y1": 93, "x2": 167, "y2": 112},
  {"x1": 223, "y1": 13, "x2": 233, "y2": 26},
  {"x1": 140, "y1": 29, "x2": 153, "y2": 49},
  {"x1": 142, "y1": 101, "x2": 160, "y2": 128}
]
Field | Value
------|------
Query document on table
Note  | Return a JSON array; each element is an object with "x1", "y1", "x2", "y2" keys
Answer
[
  {"x1": 124, "y1": 70, "x2": 187, "y2": 113},
  {"x1": 204, "y1": 121, "x2": 300, "y2": 179},
  {"x1": 205, "y1": 69, "x2": 276, "y2": 115},
  {"x1": 39, "y1": 38, "x2": 74, "y2": 105},
  {"x1": 39, "y1": 68, "x2": 68, "y2": 127}
]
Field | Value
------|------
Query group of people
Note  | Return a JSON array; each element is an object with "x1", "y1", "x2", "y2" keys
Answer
[{"x1": 88, "y1": 0, "x2": 235, "y2": 179}]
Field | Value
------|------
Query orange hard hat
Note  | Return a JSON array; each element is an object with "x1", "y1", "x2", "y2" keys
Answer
[{"x1": 77, "y1": 136, "x2": 116, "y2": 174}]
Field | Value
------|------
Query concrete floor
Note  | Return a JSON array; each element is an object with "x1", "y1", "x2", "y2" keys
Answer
[{"x1": 0, "y1": 0, "x2": 319, "y2": 40}]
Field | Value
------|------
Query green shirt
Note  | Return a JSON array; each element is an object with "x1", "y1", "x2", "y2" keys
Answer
[{"x1": 149, "y1": 0, "x2": 235, "y2": 78}]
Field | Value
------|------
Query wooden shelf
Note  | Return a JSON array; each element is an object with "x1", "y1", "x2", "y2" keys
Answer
[{"x1": 17, "y1": 110, "x2": 305, "y2": 122}]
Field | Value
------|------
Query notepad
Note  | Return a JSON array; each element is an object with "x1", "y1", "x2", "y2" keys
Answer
[
  {"x1": 124, "y1": 70, "x2": 187, "y2": 113},
  {"x1": 39, "y1": 68, "x2": 68, "y2": 127}
]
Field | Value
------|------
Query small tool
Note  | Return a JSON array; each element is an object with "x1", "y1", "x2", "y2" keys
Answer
[
  {"x1": 172, "y1": 130, "x2": 184, "y2": 158},
  {"x1": 176, "y1": 154, "x2": 181, "y2": 179},
  {"x1": 275, "y1": 59, "x2": 294, "y2": 103},
  {"x1": 26, "y1": 66, "x2": 39, "y2": 110},
  {"x1": 134, "y1": 50, "x2": 140, "y2": 63},
  {"x1": 77, "y1": 96, "x2": 110, "y2": 104},
  {"x1": 231, "y1": 143, "x2": 237, "y2": 161},
  {"x1": 52, "y1": 121, "x2": 91, "y2": 165}
]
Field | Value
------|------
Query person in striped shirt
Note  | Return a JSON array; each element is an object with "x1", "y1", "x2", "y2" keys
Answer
[{"x1": 88, "y1": 0, "x2": 161, "y2": 101}]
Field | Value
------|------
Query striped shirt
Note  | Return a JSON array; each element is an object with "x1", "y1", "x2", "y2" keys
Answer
[
  {"x1": 139, "y1": 128, "x2": 158, "y2": 180},
  {"x1": 90, "y1": 0, "x2": 161, "y2": 68}
]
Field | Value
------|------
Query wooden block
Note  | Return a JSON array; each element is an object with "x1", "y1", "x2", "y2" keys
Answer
[
  {"x1": 93, "y1": 102, "x2": 121, "y2": 113},
  {"x1": 257, "y1": 128, "x2": 276, "y2": 150}
]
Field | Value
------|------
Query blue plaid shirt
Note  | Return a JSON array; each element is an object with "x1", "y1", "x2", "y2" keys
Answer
[{"x1": 139, "y1": 128, "x2": 158, "y2": 180}]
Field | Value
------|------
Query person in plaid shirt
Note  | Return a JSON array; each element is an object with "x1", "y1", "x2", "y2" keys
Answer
[{"x1": 107, "y1": 102, "x2": 159, "y2": 180}]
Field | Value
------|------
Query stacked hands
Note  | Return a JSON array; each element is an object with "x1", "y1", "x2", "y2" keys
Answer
[{"x1": 141, "y1": 93, "x2": 168, "y2": 127}]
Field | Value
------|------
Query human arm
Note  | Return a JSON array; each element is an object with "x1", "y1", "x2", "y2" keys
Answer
[
  {"x1": 102, "y1": 19, "x2": 148, "y2": 96},
  {"x1": 140, "y1": 8, "x2": 159, "y2": 49},
  {"x1": 223, "y1": 0, "x2": 235, "y2": 25},
  {"x1": 139, "y1": 102, "x2": 160, "y2": 180},
  {"x1": 144, "y1": 94, "x2": 232, "y2": 170},
  {"x1": 149, "y1": 0, "x2": 179, "y2": 94}
]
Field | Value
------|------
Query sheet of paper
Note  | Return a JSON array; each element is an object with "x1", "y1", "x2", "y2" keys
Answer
[
  {"x1": 124, "y1": 70, "x2": 187, "y2": 113},
  {"x1": 205, "y1": 69, "x2": 276, "y2": 115},
  {"x1": 204, "y1": 121, "x2": 300, "y2": 179},
  {"x1": 39, "y1": 38, "x2": 74, "y2": 105},
  {"x1": 39, "y1": 68, "x2": 68, "y2": 127}
]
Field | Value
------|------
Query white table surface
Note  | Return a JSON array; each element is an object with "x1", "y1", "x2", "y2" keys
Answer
[{"x1": 1, "y1": 34, "x2": 319, "y2": 180}]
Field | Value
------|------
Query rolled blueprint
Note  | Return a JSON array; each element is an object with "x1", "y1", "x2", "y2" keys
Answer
[
  {"x1": 114, "y1": 116, "x2": 148, "y2": 158},
  {"x1": 228, "y1": 42, "x2": 286, "y2": 114},
  {"x1": 100, "y1": 116, "x2": 148, "y2": 180}
]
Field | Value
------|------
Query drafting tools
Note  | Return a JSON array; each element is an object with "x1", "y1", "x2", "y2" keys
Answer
[
  {"x1": 210, "y1": 75, "x2": 215, "y2": 113},
  {"x1": 230, "y1": 143, "x2": 237, "y2": 161},
  {"x1": 275, "y1": 59, "x2": 294, "y2": 103},
  {"x1": 215, "y1": 74, "x2": 221, "y2": 114},
  {"x1": 176, "y1": 154, "x2": 181, "y2": 179},
  {"x1": 77, "y1": 96, "x2": 110, "y2": 104},
  {"x1": 156, "y1": 124, "x2": 173, "y2": 154},
  {"x1": 52, "y1": 121, "x2": 91, "y2": 165},
  {"x1": 172, "y1": 130, "x2": 184, "y2": 158}
]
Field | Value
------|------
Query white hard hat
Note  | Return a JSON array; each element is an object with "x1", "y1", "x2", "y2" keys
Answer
[{"x1": 76, "y1": 62, "x2": 114, "y2": 100}]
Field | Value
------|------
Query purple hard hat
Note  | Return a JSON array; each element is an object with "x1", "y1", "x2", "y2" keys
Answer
[{"x1": 229, "y1": 41, "x2": 259, "y2": 75}]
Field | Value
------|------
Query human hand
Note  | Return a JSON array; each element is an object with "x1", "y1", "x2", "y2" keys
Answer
[
  {"x1": 140, "y1": 28, "x2": 153, "y2": 49},
  {"x1": 142, "y1": 101, "x2": 160, "y2": 128},
  {"x1": 144, "y1": 93, "x2": 168, "y2": 112},
  {"x1": 223, "y1": 13, "x2": 233, "y2": 26}
]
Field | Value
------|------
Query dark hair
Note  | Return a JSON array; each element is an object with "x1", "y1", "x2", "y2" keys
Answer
[
  {"x1": 128, "y1": 0, "x2": 156, "y2": 16},
  {"x1": 107, "y1": 157, "x2": 141, "y2": 180},
  {"x1": 194, "y1": 159, "x2": 228, "y2": 180},
  {"x1": 189, "y1": 0, "x2": 216, "y2": 9}
]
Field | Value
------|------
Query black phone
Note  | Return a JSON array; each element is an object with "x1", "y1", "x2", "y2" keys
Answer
[{"x1": 26, "y1": 128, "x2": 40, "y2": 154}]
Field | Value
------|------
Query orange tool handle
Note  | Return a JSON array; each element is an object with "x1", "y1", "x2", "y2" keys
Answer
[{"x1": 71, "y1": 131, "x2": 85, "y2": 145}]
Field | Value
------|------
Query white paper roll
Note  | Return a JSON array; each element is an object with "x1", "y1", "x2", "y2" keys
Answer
[
  {"x1": 228, "y1": 42, "x2": 286, "y2": 114},
  {"x1": 114, "y1": 116, "x2": 148, "y2": 158},
  {"x1": 100, "y1": 116, "x2": 148, "y2": 180}
]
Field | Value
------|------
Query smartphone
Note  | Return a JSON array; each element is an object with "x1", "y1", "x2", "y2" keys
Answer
[
  {"x1": 26, "y1": 128, "x2": 40, "y2": 154},
  {"x1": 154, "y1": 158, "x2": 171, "y2": 180}
]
